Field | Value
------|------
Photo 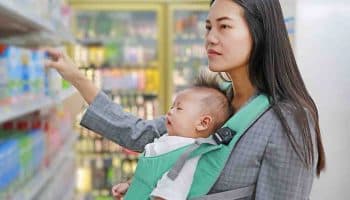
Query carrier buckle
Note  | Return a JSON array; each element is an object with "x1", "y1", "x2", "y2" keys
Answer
[{"x1": 213, "y1": 127, "x2": 236, "y2": 145}]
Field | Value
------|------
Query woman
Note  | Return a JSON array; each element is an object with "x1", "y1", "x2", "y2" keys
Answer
[{"x1": 45, "y1": 0, "x2": 325, "y2": 199}]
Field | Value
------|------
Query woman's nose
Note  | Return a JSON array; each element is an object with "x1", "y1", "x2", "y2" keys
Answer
[{"x1": 206, "y1": 29, "x2": 219, "y2": 45}]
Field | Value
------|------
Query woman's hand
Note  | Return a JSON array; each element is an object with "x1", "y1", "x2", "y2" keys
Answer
[
  {"x1": 44, "y1": 48, "x2": 99, "y2": 104},
  {"x1": 44, "y1": 48, "x2": 82, "y2": 83},
  {"x1": 112, "y1": 182, "x2": 130, "y2": 200}
]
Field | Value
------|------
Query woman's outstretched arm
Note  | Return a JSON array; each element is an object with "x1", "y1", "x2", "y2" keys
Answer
[
  {"x1": 44, "y1": 48, "x2": 167, "y2": 152},
  {"x1": 81, "y1": 91, "x2": 167, "y2": 152}
]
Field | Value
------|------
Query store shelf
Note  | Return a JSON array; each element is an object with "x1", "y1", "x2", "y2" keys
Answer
[
  {"x1": 0, "y1": 31, "x2": 75, "y2": 47},
  {"x1": 99, "y1": 65, "x2": 158, "y2": 70},
  {"x1": 12, "y1": 133, "x2": 79, "y2": 200},
  {"x1": 0, "y1": 87, "x2": 77, "y2": 123},
  {"x1": 174, "y1": 35, "x2": 204, "y2": 44},
  {"x1": 36, "y1": 154, "x2": 76, "y2": 200},
  {"x1": 61, "y1": 181, "x2": 76, "y2": 200},
  {"x1": 0, "y1": 1, "x2": 75, "y2": 46},
  {"x1": 0, "y1": 1, "x2": 52, "y2": 36},
  {"x1": 78, "y1": 37, "x2": 156, "y2": 47}
]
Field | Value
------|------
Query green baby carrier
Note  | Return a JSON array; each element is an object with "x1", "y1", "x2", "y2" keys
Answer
[{"x1": 124, "y1": 94, "x2": 271, "y2": 200}]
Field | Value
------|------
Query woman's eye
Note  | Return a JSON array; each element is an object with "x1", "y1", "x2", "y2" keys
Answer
[{"x1": 221, "y1": 24, "x2": 231, "y2": 29}]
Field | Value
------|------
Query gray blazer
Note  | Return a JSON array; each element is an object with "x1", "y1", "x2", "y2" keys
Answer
[{"x1": 80, "y1": 92, "x2": 318, "y2": 200}]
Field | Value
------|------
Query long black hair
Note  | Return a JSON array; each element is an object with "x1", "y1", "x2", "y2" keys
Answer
[{"x1": 211, "y1": 0, "x2": 325, "y2": 176}]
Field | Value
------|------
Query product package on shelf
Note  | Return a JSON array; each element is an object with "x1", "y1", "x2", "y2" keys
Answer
[
  {"x1": 0, "y1": 139, "x2": 20, "y2": 197},
  {"x1": 0, "y1": 46, "x2": 22, "y2": 104},
  {"x1": 0, "y1": 45, "x2": 9, "y2": 103},
  {"x1": 41, "y1": 107, "x2": 73, "y2": 166}
]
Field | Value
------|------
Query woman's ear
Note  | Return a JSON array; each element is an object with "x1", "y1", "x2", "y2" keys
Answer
[{"x1": 195, "y1": 115, "x2": 213, "y2": 132}]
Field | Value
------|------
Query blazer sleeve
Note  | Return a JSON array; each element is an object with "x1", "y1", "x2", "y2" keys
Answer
[
  {"x1": 254, "y1": 108, "x2": 317, "y2": 200},
  {"x1": 80, "y1": 91, "x2": 167, "y2": 152}
]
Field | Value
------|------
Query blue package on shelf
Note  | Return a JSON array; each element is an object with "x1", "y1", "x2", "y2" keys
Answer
[
  {"x1": 43, "y1": 52, "x2": 50, "y2": 96},
  {"x1": 0, "y1": 139, "x2": 20, "y2": 192},
  {"x1": 0, "y1": 53, "x2": 8, "y2": 95},
  {"x1": 0, "y1": 47, "x2": 8, "y2": 83},
  {"x1": 21, "y1": 49, "x2": 31, "y2": 93},
  {"x1": 28, "y1": 129, "x2": 45, "y2": 171},
  {"x1": 0, "y1": 47, "x2": 9, "y2": 100},
  {"x1": 31, "y1": 51, "x2": 46, "y2": 95},
  {"x1": 4, "y1": 46, "x2": 22, "y2": 98},
  {"x1": 43, "y1": 51, "x2": 62, "y2": 97}
]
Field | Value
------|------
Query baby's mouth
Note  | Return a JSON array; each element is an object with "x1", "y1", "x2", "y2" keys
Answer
[{"x1": 166, "y1": 118, "x2": 172, "y2": 126}]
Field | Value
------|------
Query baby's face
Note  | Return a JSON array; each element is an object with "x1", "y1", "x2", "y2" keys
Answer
[{"x1": 166, "y1": 89, "x2": 205, "y2": 137}]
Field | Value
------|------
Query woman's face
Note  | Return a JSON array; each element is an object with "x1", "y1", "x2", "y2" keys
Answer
[{"x1": 205, "y1": 0, "x2": 253, "y2": 73}]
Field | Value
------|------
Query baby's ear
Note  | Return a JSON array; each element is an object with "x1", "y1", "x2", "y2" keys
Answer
[{"x1": 195, "y1": 115, "x2": 213, "y2": 132}]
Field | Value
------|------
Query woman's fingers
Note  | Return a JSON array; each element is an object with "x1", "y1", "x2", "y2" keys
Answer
[
  {"x1": 43, "y1": 47, "x2": 65, "y2": 70},
  {"x1": 43, "y1": 47, "x2": 63, "y2": 60},
  {"x1": 41, "y1": 47, "x2": 83, "y2": 84},
  {"x1": 43, "y1": 48, "x2": 71, "y2": 71},
  {"x1": 44, "y1": 59, "x2": 60, "y2": 70}
]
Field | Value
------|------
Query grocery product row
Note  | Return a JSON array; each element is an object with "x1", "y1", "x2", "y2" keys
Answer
[
  {"x1": 75, "y1": 10, "x2": 158, "y2": 67},
  {"x1": 0, "y1": 45, "x2": 78, "y2": 123},
  {"x1": 0, "y1": 45, "x2": 71, "y2": 102},
  {"x1": 0, "y1": 107, "x2": 76, "y2": 200}
]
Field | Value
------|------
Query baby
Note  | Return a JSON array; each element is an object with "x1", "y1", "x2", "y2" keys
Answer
[{"x1": 112, "y1": 74, "x2": 232, "y2": 200}]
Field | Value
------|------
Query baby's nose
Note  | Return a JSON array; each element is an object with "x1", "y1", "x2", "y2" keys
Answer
[{"x1": 167, "y1": 108, "x2": 174, "y2": 116}]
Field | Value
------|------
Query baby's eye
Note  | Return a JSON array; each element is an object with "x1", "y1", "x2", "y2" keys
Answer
[
  {"x1": 205, "y1": 25, "x2": 212, "y2": 31},
  {"x1": 177, "y1": 107, "x2": 183, "y2": 110}
]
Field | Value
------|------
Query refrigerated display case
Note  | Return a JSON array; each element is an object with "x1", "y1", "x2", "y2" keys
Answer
[
  {"x1": 68, "y1": 2, "x2": 167, "y2": 199},
  {"x1": 70, "y1": 3, "x2": 166, "y2": 115},
  {"x1": 166, "y1": 4, "x2": 209, "y2": 105}
]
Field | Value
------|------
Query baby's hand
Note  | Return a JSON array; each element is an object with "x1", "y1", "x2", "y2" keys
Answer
[{"x1": 111, "y1": 182, "x2": 130, "y2": 200}]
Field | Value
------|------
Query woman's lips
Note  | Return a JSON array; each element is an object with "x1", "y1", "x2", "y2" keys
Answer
[{"x1": 207, "y1": 49, "x2": 222, "y2": 57}]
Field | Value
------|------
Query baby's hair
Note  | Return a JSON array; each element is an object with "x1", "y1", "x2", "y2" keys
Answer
[{"x1": 190, "y1": 70, "x2": 233, "y2": 131}]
